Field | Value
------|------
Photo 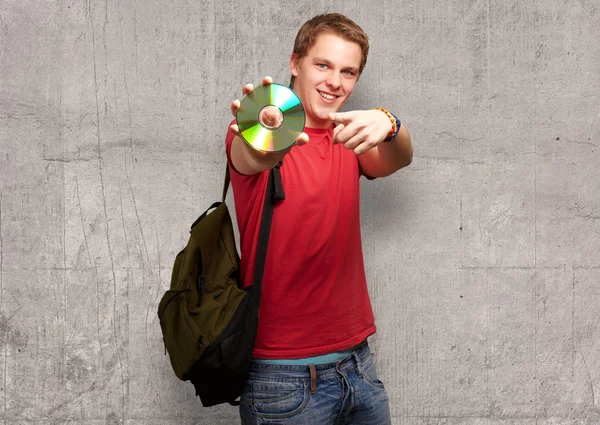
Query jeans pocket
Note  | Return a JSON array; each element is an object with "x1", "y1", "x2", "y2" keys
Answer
[
  {"x1": 362, "y1": 357, "x2": 385, "y2": 389},
  {"x1": 243, "y1": 379, "x2": 310, "y2": 420}
]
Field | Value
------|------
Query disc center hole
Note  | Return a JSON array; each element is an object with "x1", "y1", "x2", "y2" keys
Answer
[{"x1": 259, "y1": 106, "x2": 283, "y2": 130}]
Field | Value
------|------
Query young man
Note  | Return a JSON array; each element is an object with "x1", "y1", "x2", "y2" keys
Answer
[{"x1": 226, "y1": 13, "x2": 412, "y2": 425}]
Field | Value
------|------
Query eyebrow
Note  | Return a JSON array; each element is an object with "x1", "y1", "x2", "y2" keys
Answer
[{"x1": 313, "y1": 57, "x2": 359, "y2": 74}]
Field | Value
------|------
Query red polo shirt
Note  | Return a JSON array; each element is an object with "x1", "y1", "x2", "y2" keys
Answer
[{"x1": 225, "y1": 123, "x2": 375, "y2": 359}]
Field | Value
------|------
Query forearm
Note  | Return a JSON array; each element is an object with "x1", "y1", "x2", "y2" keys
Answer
[
  {"x1": 358, "y1": 124, "x2": 413, "y2": 177},
  {"x1": 377, "y1": 124, "x2": 413, "y2": 169},
  {"x1": 231, "y1": 134, "x2": 290, "y2": 175}
]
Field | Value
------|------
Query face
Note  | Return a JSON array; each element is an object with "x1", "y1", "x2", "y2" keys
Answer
[{"x1": 290, "y1": 32, "x2": 362, "y2": 128}]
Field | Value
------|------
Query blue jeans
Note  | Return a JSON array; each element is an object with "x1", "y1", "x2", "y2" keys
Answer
[{"x1": 239, "y1": 342, "x2": 391, "y2": 424}]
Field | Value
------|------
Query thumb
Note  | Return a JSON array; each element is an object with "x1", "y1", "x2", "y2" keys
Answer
[{"x1": 295, "y1": 132, "x2": 309, "y2": 146}]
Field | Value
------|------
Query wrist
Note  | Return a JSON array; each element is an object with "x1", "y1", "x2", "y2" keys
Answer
[{"x1": 374, "y1": 107, "x2": 401, "y2": 142}]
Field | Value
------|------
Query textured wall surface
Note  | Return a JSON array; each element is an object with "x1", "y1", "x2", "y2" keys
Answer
[{"x1": 1, "y1": 0, "x2": 599, "y2": 424}]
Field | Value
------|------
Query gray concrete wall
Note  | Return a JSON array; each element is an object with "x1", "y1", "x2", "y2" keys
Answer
[{"x1": 0, "y1": 0, "x2": 599, "y2": 423}]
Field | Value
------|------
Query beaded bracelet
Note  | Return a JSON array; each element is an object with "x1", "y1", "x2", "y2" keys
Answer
[{"x1": 374, "y1": 107, "x2": 401, "y2": 142}]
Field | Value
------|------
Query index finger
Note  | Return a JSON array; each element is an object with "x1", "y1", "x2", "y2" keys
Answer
[
  {"x1": 328, "y1": 111, "x2": 353, "y2": 124},
  {"x1": 262, "y1": 76, "x2": 273, "y2": 86},
  {"x1": 242, "y1": 83, "x2": 254, "y2": 96},
  {"x1": 231, "y1": 99, "x2": 240, "y2": 116}
]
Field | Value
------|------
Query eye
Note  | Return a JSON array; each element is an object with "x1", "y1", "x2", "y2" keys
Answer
[
  {"x1": 342, "y1": 70, "x2": 355, "y2": 76},
  {"x1": 317, "y1": 63, "x2": 327, "y2": 69}
]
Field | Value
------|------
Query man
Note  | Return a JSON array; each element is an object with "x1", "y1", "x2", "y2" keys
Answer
[{"x1": 226, "y1": 13, "x2": 413, "y2": 424}]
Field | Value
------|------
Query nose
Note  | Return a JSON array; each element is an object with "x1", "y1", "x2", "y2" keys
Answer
[{"x1": 326, "y1": 71, "x2": 341, "y2": 90}]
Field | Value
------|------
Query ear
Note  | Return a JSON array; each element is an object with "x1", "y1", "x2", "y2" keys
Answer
[{"x1": 289, "y1": 53, "x2": 300, "y2": 76}]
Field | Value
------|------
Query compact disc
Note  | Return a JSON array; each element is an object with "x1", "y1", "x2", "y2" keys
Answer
[{"x1": 236, "y1": 83, "x2": 305, "y2": 152}]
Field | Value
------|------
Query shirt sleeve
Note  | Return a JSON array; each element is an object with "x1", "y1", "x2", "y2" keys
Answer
[{"x1": 223, "y1": 120, "x2": 268, "y2": 217}]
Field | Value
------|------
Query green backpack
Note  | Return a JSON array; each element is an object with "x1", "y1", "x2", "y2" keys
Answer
[{"x1": 158, "y1": 164, "x2": 283, "y2": 406}]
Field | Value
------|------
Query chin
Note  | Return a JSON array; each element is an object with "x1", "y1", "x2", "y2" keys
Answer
[{"x1": 314, "y1": 110, "x2": 333, "y2": 121}]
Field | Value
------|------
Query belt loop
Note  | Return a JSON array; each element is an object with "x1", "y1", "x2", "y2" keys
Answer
[
  {"x1": 352, "y1": 351, "x2": 364, "y2": 377},
  {"x1": 308, "y1": 364, "x2": 317, "y2": 394}
]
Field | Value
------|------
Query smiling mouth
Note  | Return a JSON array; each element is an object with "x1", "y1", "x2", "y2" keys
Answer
[{"x1": 317, "y1": 90, "x2": 339, "y2": 101}]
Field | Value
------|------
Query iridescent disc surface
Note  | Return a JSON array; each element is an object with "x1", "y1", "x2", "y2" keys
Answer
[{"x1": 236, "y1": 83, "x2": 305, "y2": 152}]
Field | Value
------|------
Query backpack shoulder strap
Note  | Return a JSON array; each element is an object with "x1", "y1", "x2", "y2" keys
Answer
[
  {"x1": 223, "y1": 161, "x2": 283, "y2": 203},
  {"x1": 222, "y1": 165, "x2": 230, "y2": 202},
  {"x1": 249, "y1": 160, "x2": 284, "y2": 305}
]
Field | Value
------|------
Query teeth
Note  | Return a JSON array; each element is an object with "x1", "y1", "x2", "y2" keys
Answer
[{"x1": 319, "y1": 90, "x2": 336, "y2": 100}]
